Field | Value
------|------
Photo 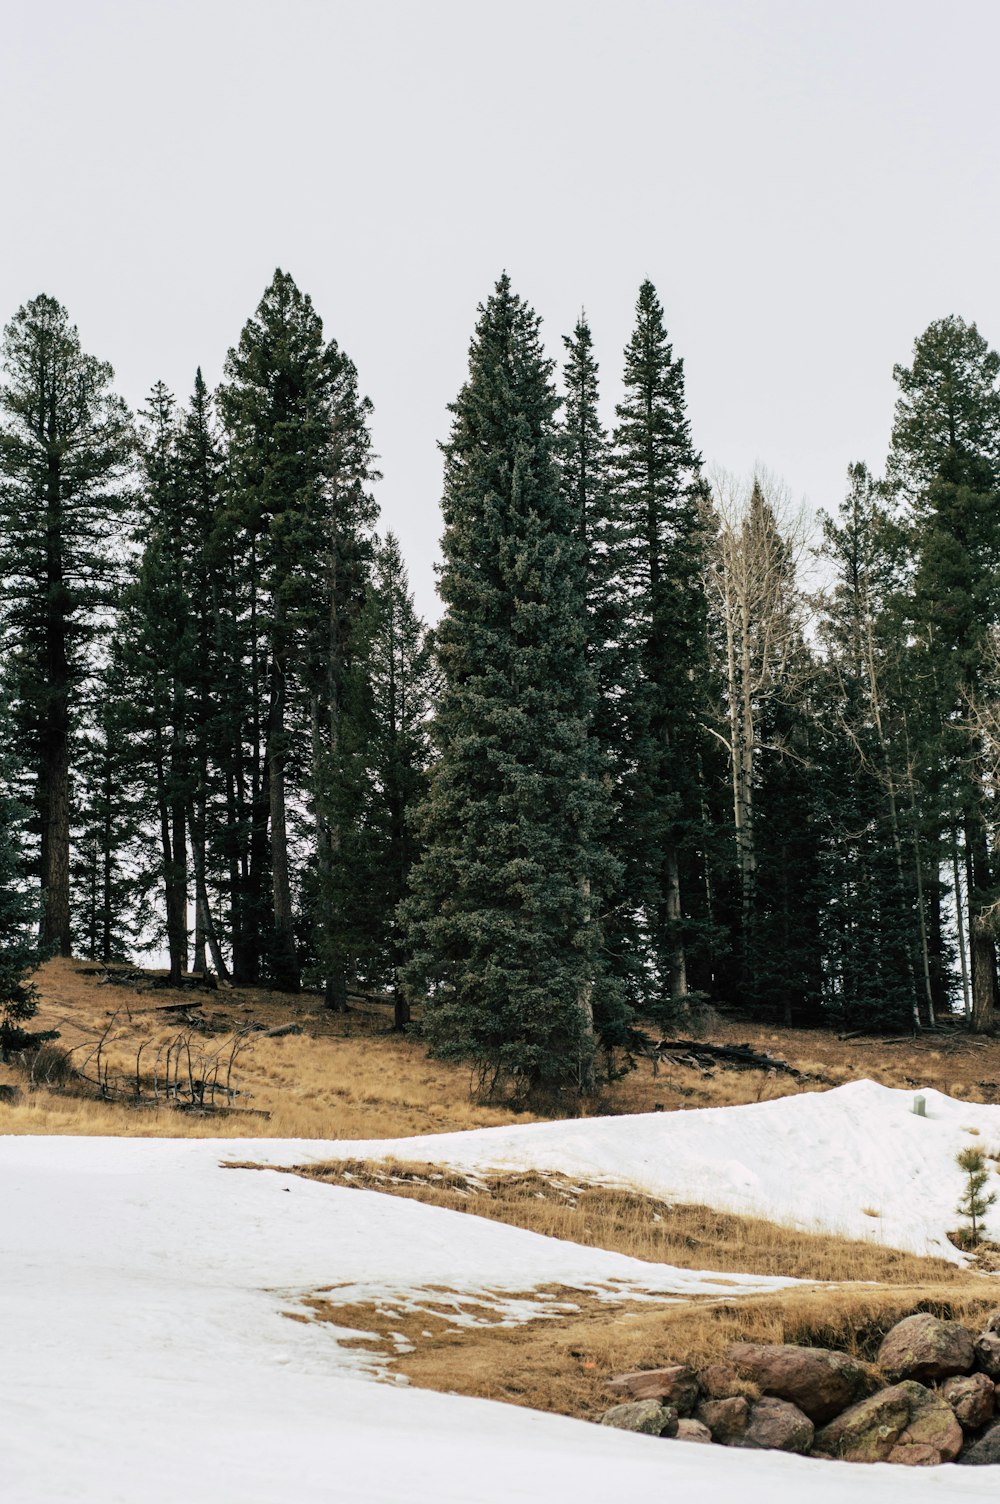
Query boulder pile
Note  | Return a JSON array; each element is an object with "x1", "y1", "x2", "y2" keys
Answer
[{"x1": 598, "y1": 1312, "x2": 1000, "y2": 1466}]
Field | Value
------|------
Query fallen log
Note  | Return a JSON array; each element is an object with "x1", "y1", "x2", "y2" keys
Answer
[{"x1": 652, "y1": 1039, "x2": 822, "y2": 1080}]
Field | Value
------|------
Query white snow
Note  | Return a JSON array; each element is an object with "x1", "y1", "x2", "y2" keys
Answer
[
  {"x1": 251, "y1": 1079, "x2": 1000, "y2": 1262},
  {"x1": 4, "y1": 1081, "x2": 1000, "y2": 1502}
]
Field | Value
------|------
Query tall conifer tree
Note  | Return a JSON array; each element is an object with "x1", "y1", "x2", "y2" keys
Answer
[
  {"x1": 611, "y1": 281, "x2": 710, "y2": 1015},
  {"x1": 219, "y1": 270, "x2": 377, "y2": 994},
  {"x1": 889, "y1": 317, "x2": 1000, "y2": 1029},
  {"x1": 0, "y1": 295, "x2": 132, "y2": 954},
  {"x1": 404, "y1": 276, "x2": 613, "y2": 1097}
]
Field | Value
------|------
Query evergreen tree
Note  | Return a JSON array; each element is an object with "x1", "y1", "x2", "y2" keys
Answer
[
  {"x1": 322, "y1": 532, "x2": 434, "y2": 1028},
  {"x1": 815, "y1": 465, "x2": 924, "y2": 1029},
  {"x1": 611, "y1": 281, "x2": 711, "y2": 1016},
  {"x1": 0, "y1": 295, "x2": 133, "y2": 954},
  {"x1": 218, "y1": 270, "x2": 377, "y2": 993},
  {"x1": 889, "y1": 317, "x2": 1000, "y2": 1029},
  {"x1": 116, "y1": 383, "x2": 195, "y2": 984},
  {"x1": 559, "y1": 317, "x2": 631, "y2": 1043},
  {"x1": 176, "y1": 370, "x2": 230, "y2": 978},
  {"x1": 304, "y1": 343, "x2": 379, "y2": 1010},
  {"x1": 71, "y1": 661, "x2": 140, "y2": 964},
  {"x1": 404, "y1": 275, "x2": 614, "y2": 1098},
  {"x1": 0, "y1": 737, "x2": 44, "y2": 1059}
]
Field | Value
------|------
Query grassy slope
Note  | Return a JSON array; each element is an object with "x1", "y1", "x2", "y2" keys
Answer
[{"x1": 6, "y1": 956, "x2": 1000, "y2": 1426}]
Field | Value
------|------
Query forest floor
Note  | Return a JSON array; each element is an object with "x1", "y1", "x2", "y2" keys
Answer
[
  {"x1": 7, "y1": 957, "x2": 1000, "y2": 1455},
  {"x1": 4, "y1": 956, "x2": 1000, "y2": 1140}
]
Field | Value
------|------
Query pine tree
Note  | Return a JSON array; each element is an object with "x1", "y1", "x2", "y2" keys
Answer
[
  {"x1": 815, "y1": 465, "x2": 924, "y2": 1029},
  {"x1": 404, "y1": 275, "x2": 613, "y2": 1098},
  {"x1": 0, "y1": 295, "x2": 133, "y2": 954},
  {"x1": 324, "y1": 532, "x2": 434, "y2": 1028},
  {"x1": 611, "y1": 281, "x2": 711, "y2": 1017},
  {"x1": 116, "y1": 382, "x2": 195, "y2": 984},
  {"x1": 559, "y1": 317, "x2": 631, "y2": 1043},
  {"x1": 176, "y1": 370, "x2": 230, "y2": 979},
  {"x1": 889, "y1": 317, "x2": 1000, "y2": 1029},
  {"x1": 303, "y1": 344, "x2": 379, "y2": 1011},
  {"x1": 0, "y1": 738, "x2": 44, "y2": 1059},
  {"x1": 218, "y1": 270, "x2": 378, "y2": 994},
  {"x1": 956, "y1": 1146, "x2": 997, "y2": 1246}
]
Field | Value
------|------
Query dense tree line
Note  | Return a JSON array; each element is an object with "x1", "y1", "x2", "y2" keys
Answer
[{"x1": 1, "y1": 270, "x2": 999, "y2": 1095}]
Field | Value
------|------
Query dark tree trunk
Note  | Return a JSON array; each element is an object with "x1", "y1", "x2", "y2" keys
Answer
[
  {"x1": 40, "y1": 451, "x2": 72, "y2": 956},
  {"x1": 266, "y1": 650, "x2": 299, "y2": 993},
  {"x1": 966, "y1": 810, "x2": 997, "y2": 1031}
]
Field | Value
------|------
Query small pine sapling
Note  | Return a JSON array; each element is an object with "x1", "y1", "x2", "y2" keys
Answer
[{"x1": 956, "y1": 1146, "x2": 998, "y2": 1247}]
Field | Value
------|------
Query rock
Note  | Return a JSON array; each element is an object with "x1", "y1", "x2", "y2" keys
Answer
[
  {"x1": 674, "y1": 1419, "x2": 713, "y2": 1444},
  {"x1": 607, "y1": 1365, "x2": 699, "y2": 1414},
  {"x1": 984, "y1": 1311, "x2": 1000, "y2": 1335},
  {"x1": 696, "y1": 1363, "x2": 755, "y2": 1400},
  {"x1": 726, "y1": 1342, "x2": 872, "y2": 1425},
  {"x1": 599, "y1": 1401, "x2": 678, "y2": 1437},
  {"x1": 941, "y1": 1372, "x2": 995, "y2": 1430},
  {"x1": 958, "y1": 1419, "x2": 1000, "y2": 1464},
  {"x1": 740, "y1": 1396, "x2": 814, "y2": 1454},
  {"x1": 815, "y1": 1381, "x2": 962, "y2": 1465},
  {"x1": 265, "y1": 1022, "x2": 303, "y2": 1038},
  {"x1": 895, "y1": 1384, "x2": 964, "y2": 1462},
  {"x1": 695, "y1": 1395, "x2": 749, "y2": 1443},
  {"x1": 877, "y1": 1313, "x2": 974, "y2": 1382},
  {"x1": 974, "y1": 1331, "x2": 1000, "y2": 1378},
  {"x1": 887, "y1": 1443, "x2": 943, "y2": 1466}
]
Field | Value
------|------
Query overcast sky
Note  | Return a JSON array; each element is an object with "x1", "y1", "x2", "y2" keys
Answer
[{"x1": 3, "y1": 0, "x2": 997, "y2": 619}]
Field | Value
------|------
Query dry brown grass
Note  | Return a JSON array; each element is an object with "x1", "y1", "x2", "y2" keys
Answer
[
  {"x1": 0, "y1": 957, "x2": 533, "y2": 1139},
  {"x1": 297, "y1": 1276, "x2": 1000, "y2": 1421},
  {"x1": 284, "y1": 1156, "x2": 1000, "y2": 1421},
  {"x1": 10, "y1": 957, "x2": 1000, "y2": 1434},
  {"x1": 295, "y1": 1160, "x2": 968, "y2": 1285},
  {"x1": 8, "y1": 955, "x2": 1000, "y2": 1140}
]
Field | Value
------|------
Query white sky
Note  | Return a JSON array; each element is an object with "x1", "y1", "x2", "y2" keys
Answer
[{"x1": 3, "y1": 0, "x2": 997, "y2": 621}]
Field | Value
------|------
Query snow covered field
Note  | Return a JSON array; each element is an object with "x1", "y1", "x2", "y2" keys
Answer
[{"x1": 4, "y1": 1082, "x2": 1000, "y2": 1502}]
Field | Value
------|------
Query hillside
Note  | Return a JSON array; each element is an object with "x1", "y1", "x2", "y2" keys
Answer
[
  {"x1": 5, "y1": 1101, "x2": 1000, "y2": 1504},
  {"x1": 6, "y1": 957, "x2": 1000, "y2": 1139}
]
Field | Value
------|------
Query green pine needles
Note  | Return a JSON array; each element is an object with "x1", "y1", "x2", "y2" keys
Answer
[
  {"x1": 956, "y1": 1146, "x2": 998, "y2": 1247},
  {"x1": 403, "y1": 276, "x2": 614, "y2": 1101}
]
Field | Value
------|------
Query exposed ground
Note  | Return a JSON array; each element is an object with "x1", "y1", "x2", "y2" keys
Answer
[
  {"x1": 8, "y1": 956, "x2": 1000, "y2": 1433},
  {"x1": 6, "y1": 955, "x2": 1000, "y2": 1138},
  {"x1": 284, "y1": 1159, "x2": 1000, "y2": 1419}
]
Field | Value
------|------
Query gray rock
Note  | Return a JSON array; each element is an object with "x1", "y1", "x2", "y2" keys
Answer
[
  {"x1": 974, "y1": 1331, "x2": 1000, "y2": 1378},
  {"x1": 815, "y1": 1380, "x2": 962, "y2": 1465},
  {"x1": 599, "y1": 1400, "x2": 678, "y2": 1437},
  {"x1": 958, "y1": 1419, "x2": 1000, "y2": 1465}
]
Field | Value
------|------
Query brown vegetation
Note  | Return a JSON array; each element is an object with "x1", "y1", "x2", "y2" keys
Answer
[
  {"x1": 7, "y1": 957, "x2": 1000, "y2": 1140},
  {"x1": 8, "y1": 956, "x2": 1000, "y2": 1435},
  {"x1": 294, "y1": 1161, "x2": 965, "y2": 1285}
]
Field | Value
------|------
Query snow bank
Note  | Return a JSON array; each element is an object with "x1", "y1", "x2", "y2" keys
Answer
[
  {"x1": 4, "y1": 1083, "x2": 1000, "y2": 1501},
  {"x1": 260, "y1": 1079, "x2": 1000, "y2": 1262}
]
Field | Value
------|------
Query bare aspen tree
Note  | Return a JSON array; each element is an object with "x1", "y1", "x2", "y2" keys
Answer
[{"x1": 705, "y1": 472, "x2": 810, "y2": 954}]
